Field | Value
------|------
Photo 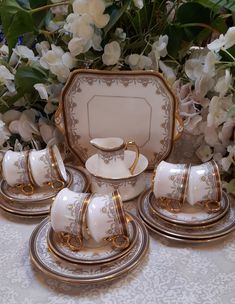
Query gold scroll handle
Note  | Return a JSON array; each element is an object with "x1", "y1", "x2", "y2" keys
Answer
[{"x1": 125, "y1": 141, "x2": 140, "y2": 175}]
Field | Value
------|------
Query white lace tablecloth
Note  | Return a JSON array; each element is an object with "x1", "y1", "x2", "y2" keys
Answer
[{"x1": 1, "y1": 134, "x2": 235, "y2": 304}]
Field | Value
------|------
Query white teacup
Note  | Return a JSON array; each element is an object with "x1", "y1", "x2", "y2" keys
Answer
[
  {"x1": 29, "y1": 145, "x2": 67, "y2": 189},
  {"x1": 152, "y1": 161, "x2": 190, "y2": 212},
  {"x1": 89, "y1": 137, "x2": 140, "y2": 178},
  {"x1": 87, "y1": 190, "x2": 129, "y2": 248},
  {"x1": 51, "y1": 188, "x2": 92, "y2": 250},
  {"x1": 2, "y1": 150, "x2": 34, "y2": 195},
  {"x1": 187, "y1": 160, "x2": 222, "y2": 212}
]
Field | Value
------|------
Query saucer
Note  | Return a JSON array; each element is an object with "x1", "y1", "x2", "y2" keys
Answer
[
  {"x1": 0, "y1": 166, "x2": 89, "y2": 217},
  {"x1": 0, "y1": 169, "x2": 73, "y2": 203},
  {"x1": 138, "y1": 189, "x2": 235, "y2": 240},
  {"x1": 47, "y1": 214, "x2": 138, "y2": 264},
  {"x1": 149, "y1": 192, "x2": 230, "y2": 226},
  {"x1": 140, "y1": 215, "x2": 232, "y2": 244},
  {"x1": 30, "y1": 213, "x2": 149, "y2": 284}
]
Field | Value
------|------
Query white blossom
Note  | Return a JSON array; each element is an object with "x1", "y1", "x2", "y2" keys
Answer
[
  {"x1": 102, "y1": 41, "x2": 121, "y2": 66},
  {"x1": 207, "y1": 95, "x2": 233, "y2": 127},
  {"x1": 196, "y1": 144, "x2": 213, "y2": 162},
  {"x1": 126, "y1": 54, "x2": 152, "y2": 70},
  {"x1": 0, "y1": 65, "x2": 15, "y2": 92},
  {"x1": 159, "y1": 60, "x2": 176, "y2": 84},
  {"x1": 13, "y1": 45, "x2": 37, "y2": 60},
  {"x1": 34, "y1": 83, "x2": 49, "y2": 100},
  {"x1": 133, "y1": 0, "x2": 144, "y2": 9},
  {"x1": 148, "y1": 35, "x2": 168, "y2": 69},
  {"x1": 221, "y1": 145, "x2": 235, "y2": 172},
  {"x1": 0, "y1": 120, "x2": 10, "y2": 147},
  {"x1": 115, "y1": 28, "x2": 126, "y2": 41},
  {"x1": 208, "y1": 27, "x2": 235, "y2": 52},
  {"x1": 215, "y1": 69, "x2": 232, "y2": 97},
  {"x1": 40, "y1": 45, "x2": 75, "y2": 82}
]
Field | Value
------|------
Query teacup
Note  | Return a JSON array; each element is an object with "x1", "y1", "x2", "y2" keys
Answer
[
  {"x1": 29, "y1": 145, "x2": 67, "y2": 189},
  {"x1": 87, "y1": 190, "x2": 129, "y2": 248},
  {"x1": 50, "y1": 188, "x2": 92, "y2": 251},
  {"x1": 2, "y1": 150, "x2": 34, "y2": 195},
  {"x1": 86, "y1": 150, "x2": 148, "y2": 201},
  {"x1": 152, "y1": 161, "x2": 190, "y2": 212},
  {"x1": 90, "y1": 137, "x2": 139, "y2": 178},
  {"x1": 187, "y1": 160, "x2": 222, "y2": 212}
]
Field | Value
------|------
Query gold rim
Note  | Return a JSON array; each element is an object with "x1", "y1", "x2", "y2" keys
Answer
[
  {"x1": 60, "y1": 69, "x2": 177, "y2": 170},
  {"x1": 29, "y1": 213, "x2": 149, "y2": 284}
]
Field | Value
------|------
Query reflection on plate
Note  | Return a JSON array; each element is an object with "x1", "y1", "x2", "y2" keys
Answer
[
  {"x1": 139, "y1": 214, "x2": 232, "y2": 244},
  {"x1": 138, "y1": 189, "x2": 235, "y2": 239},
  {"x1": 59, "y1": 70, "x2": 178, "y2": 169},
  {"x1": 149, "y1": 192, "x2": 229, "y2": 226},
  {"x1": 30, "y1": 213, "x2": 149, "y2": 284},
  {"x1": 0, "y1": 166, "x2": 88, "y2": 217},
  {"x1": 47, "y1": 214, "x2": 138, "y2": 264}
]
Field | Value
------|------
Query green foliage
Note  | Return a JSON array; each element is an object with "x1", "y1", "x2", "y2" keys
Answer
[{"x1": 15, "y1": 65, "x2": 48, "y2": 95}]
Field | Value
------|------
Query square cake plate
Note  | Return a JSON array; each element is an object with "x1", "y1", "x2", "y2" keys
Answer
[{"x1": 55, "y1": 70, "x2": 182, "y2": 169}]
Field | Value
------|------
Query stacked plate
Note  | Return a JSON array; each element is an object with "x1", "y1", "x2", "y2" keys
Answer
[
  {"x1": 0, "y1": 165, "x2": 89, "y2": 217},
  {"x1": 29, "y1": 212, "x2": 149, "y2": 284},
  {"x1": 138, "y1": 189, "x2": 235, "y2": 243}
]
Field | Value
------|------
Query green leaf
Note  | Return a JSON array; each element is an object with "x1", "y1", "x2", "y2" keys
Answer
[
  {"x1": 103, "y1": 0, "x2": 131, "y2": 37},
  {"x1": 164, "y1": 24, "x2": 187, "y2": 58},
  {"x1": 0, "y1": 0, "x2": 36, "y2": 55},
  {"x1": 177, "y1": 3, "x2": 211, "y2": 24},
  {"x1": 0, "y1": 92, "x2": 23, "y2": 113},
  {"x1": 16, "y1": 0, "x2": 31, "y2": 10},
  {"x1": 15, "y1": 65, "x2": 48, "y2": 95},
  {"x1": 207, "y1": 0, "x2": 235, "y2": 12}
]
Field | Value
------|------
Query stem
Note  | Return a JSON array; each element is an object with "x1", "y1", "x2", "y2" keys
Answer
[
  {"x1": 137, "y1": 11, "x2": 143, "y2": 36},
  {"x1": 222, "y1": 48, "x2": 235, "y2": 61},
  {"x1": 31, "y1": 1, "x2": 70, "y2": 14},
  {"x1": 179, "y1": 23, "x2": 222, "y2": 35}
]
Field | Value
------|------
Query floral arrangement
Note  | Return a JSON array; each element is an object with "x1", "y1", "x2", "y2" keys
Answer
[{"x1": 0, "y1": 0, "x2": 235, "y2": 190}]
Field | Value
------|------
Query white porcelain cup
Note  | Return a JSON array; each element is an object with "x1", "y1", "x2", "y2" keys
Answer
[
  {"x1": 187, "y1": 160, "x2": 222, "y2": 212},
  {"x1": 87, "y1": 190, "x2": 129, "y2": 248},
  {"x1": 51, "y1": 188, "x2": 92, "y2": 250},
  {"x1": 90, "y1": 137, "x2": 140, "y2": 178},
  {"x1": 152, "y1": 161, "x2": 190, "y2": 212},
  {"x1": 2, "y1": 150, "x2": 34, "y2": 195},
  {"x1": 29, "y1": 144, "x2": 67, "y2": 189}
]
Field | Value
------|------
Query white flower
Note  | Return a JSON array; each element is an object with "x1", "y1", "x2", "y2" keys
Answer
[
  {"x1": 0, "y1": 120, "x2": 10, "y2": 147},
  {"x1": 2, "y1": 110, "x2": 21, "y2": 125},
  {"x1": 39, "y1": 118, "x2": 63, "y2": 144},
  {"x1": 185, "y1": 51, "x2": 217, "y2": 97},
  {"x1": 40, "y1": 45, "x2": 75, "y2": 82},
  {"x1": 102, "y1": 41, "x2": 121, "y2": 66},
  {"x1": 13, "y1": 45, "x2": 37, "y2": 60},
  {"x1": 36, "y1": 41, "x2": 50, "y2": 56},
  {"x1": 148, "y1": 35, "x2": 168, "y2": 70},
  {"x1": 159, "y1": 60, "x2": 176, "y2": 84},
  {"x1": 68, "y1": 37, "x2": 92, "y2": 57},
  {"x1": 126, "y1": 54, "x2": 152, "y2": 70},
  {"x1": 115, "y1": 28, "x2": 126, "y2": 41},
  {"x1": 196, "y1": 144, "x2": 213, "y2": 162},
  {"x1": 221, "y1": 145, "x2": 235, "y2": 172},
  {"x1": 8, "y1": 109, "x2": 40, "y2": 142},
  {"x1": 215, "y1": 69, "x2": 232, "y2": 97},
  {"x1": 0, "y1": 65, "x2": 15, "y2": 92},
  {"x1": 68, "y1": 13, "x2": 94, "y2": 39},
  {"x1": 133, "y1": 0, "x2": 144, "y2": 9},
  {"x1": 34, "y1": 83, "x2": 49, "y2": 100},
  {"x1": 208, "y1": 27, "x2": 235, "y2": 52},
  {"x1": 207, "y1": 95, "x2": 232, "y2": 127}
]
